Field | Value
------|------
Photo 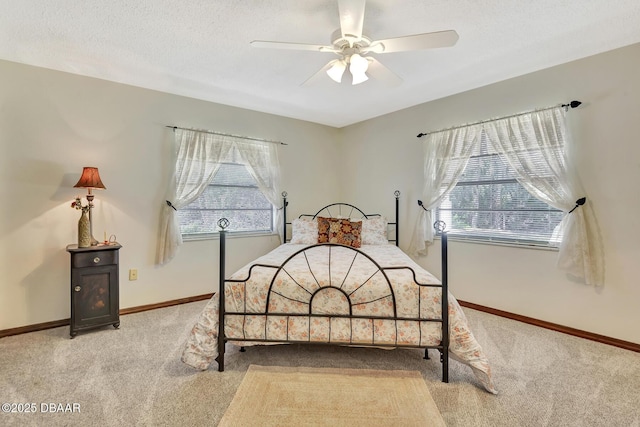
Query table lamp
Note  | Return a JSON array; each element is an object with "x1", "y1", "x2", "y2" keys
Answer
[{"x1": 73, "y1": 167, "x2": 106, "y2": 246}]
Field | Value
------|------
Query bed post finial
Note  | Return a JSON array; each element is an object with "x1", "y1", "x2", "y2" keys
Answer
[{"x1": 218, "y1": 217, "x2": 229, "y2": 231}]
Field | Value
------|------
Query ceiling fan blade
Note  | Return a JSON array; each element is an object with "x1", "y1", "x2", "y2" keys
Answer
[
  {"x1": 366, "y1": 57, "x2": 403, "y2": 87},
  {"x1": 250, "y1": 40, "x2": 337, "y2": 53},
  {"x1": 338, "y1": 0, "x2": 365, "y2": 39},
  {"x1": 366, "y1": 30, "x2": 459, "y2": 54},
  {"x1": 301, "y1": 60, "x2": 336, "y2": 86}
]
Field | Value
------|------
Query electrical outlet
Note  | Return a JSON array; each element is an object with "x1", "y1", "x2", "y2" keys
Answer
[{"x1": 129, "y1": 269, "x2": 138, "y2": 281}]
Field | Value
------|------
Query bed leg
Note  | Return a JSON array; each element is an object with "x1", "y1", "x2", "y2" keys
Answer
[
  {"x1": 440, "y1": 348, "x2": 449, "y2": 383},
  {"x1": 240, "y1": 346, "x2": 246, "y2": 352},
  {"x1": 423, "y1": 348, "x2": 430, "y2": 360},
  {"x1": 216, "y1": 350, "x2": 225, "y2": 372}
]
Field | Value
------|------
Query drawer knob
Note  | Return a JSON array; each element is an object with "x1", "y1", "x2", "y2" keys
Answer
[
  {"x1": 74, "y1": 286, "x2": 81, "y2": 292},
  {"x1": 93, "y1": 257, "x2": 101, "y2": 263}
]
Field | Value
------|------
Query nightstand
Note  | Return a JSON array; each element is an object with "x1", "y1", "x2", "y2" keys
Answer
[{"x1": 66, "y1": 243, "x2": 122, "y2": 338}]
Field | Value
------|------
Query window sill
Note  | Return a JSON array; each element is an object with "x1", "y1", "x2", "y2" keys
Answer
[
  {"x1": 436, "y1": 235, "x2": 560, "y2": 252},
  {"x1": 182, "y1": 231, "x2": 278, "y2": 242}
]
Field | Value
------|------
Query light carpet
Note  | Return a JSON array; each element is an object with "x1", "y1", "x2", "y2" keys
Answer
[
  {"x1": 3, "y1": 301, "x2": 640, "y2": 426},
  {"x1": 218, "y1": 364, "x2": 446, "y2": 427}
]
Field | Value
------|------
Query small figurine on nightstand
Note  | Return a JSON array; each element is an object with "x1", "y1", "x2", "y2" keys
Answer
[{"x1": 102, "y1": 233, "x2": 117, "y2": 246}]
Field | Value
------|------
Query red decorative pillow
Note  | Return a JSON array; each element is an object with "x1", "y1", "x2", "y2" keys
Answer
[{"x1": 317, "y1": 217, "x2": 362, "y2": 248}]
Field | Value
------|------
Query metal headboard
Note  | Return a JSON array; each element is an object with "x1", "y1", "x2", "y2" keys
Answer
[
  {"x1": 282, "y1": 190, "x2": 400, "y2": 246},
  {"x1": 304, "y1": 203, "x2": 372, "y2": 220}
]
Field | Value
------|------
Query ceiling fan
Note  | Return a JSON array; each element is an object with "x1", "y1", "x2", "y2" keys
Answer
[{"x1": 250, "y1": 0, "x2": 459, "y2": 86}]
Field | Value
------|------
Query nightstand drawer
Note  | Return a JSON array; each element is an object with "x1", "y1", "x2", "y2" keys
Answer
[{"x1": 72, "y1": 250, "x2": 118, "y2": 268}]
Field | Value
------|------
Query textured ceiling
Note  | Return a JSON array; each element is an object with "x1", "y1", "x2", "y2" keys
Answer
[{"x1": 2, "y1": 1, "x2": 640, "y2": 128}]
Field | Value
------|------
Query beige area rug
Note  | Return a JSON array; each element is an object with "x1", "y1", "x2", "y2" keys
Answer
[{"x1": 218, "y1": 365, "x2": 446, "y2": 427}]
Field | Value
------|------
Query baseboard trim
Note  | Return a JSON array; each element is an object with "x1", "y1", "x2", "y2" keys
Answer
[
  {"x1": 0, "y1": 293, "x2": 215, "y2": 338},
  {"x1": 0, "y1": 319, "x2": 71, "y2": 338},
  {"x1": 458, "y1": 300, "x2": 640, "y2": 353},
  {"x1": 119, "y1": 293, "x2": 214, "y2": 315}
]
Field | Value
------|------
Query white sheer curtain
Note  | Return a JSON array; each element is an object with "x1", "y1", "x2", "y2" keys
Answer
[
  {"x1": 157, "y1": 129, "x2": 234, "y2": 265},
  {"x1": 484, "y1": 107, "x2": 604, "y2": 285},
  {"x1": 157, "y1": 129, "x2": 283, "y2": 265},
  {"x1": 409, "y1": 125, "x2": 480, "y2": 255},
  {"x1": 234, "y1": 139, "x2": 283, "y2": 240}
]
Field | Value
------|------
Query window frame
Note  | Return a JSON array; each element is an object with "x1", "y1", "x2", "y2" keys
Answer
[
  {"x1": 178, "y1": 160, "x2": 277, "y2": 240},
  {"x1": 435, "y1": 140, "x2": 564, "y2": 249}
]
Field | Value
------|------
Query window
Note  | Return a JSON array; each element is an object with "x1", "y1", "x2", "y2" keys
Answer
[
  {"x1": 436, "y1": 135, "x2": 563, "y2": 246},
  {"x1": 178, "y1": 153, "x2": 274, "y2": 237}
]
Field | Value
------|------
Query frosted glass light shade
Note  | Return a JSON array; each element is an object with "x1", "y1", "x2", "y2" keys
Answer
[
  {"x1": 326, "y1": 60, "x2": 347, "y2": 83},
  {"x1": 349, "y1": 54, "x2": 369, "y2": 85}
]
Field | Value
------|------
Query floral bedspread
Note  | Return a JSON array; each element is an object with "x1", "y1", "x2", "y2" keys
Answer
[{"x1": 182, "y1": 244, "x2": 497, "y2": 394}]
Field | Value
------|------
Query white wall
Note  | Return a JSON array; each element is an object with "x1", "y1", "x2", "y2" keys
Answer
[
  {"x1": 0, "y1": 59, "x2": 341, "y2": 330},
  {"x1": 340, "y1": 43, "x2": 640, "y2": 344},
  {"x1": 2, "y1": 42, "x2": 639, "y2": 345}
]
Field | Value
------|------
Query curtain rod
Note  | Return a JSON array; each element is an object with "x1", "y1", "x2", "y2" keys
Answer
[
  {"x1": 165, "y1": 125, "x2": 288, "y2": 145},
  {"x1": 416, "y1": 100, "x2": 582, "y2": 138}
]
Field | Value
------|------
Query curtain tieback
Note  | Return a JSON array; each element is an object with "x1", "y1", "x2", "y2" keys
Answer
[
  {"x1": 417, "y1": 200, "x2": 430, "y2": 212},
  {"x1": 165, "y1": 200, "x2": 178, "y2": 211},
  {"x1": 568, "y1": 197, "x2": 586, "y2": 214}
]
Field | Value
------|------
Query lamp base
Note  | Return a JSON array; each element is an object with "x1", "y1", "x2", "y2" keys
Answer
[{"x1": 87, "y1": 196, "x2": 99, "y2": 246}]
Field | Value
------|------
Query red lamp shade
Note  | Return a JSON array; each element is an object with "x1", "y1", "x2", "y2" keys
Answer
[{"x1": 73, "y1": 167, "x2": 106, "y2": 190}]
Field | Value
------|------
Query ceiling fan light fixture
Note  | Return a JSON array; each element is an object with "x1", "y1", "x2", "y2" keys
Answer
[
  {"x1": 251, "y1": 0, "x2": 459, "y2": 88},
  {"x1": 327, "y1": 59, "x2": 347, "y2": 83},
  {"x1": 349, "y1": 53, "x2": 368, "y2": 73},
  {"x1": 349, "y1": 53, "x2": 369, "y2": 85},
  {"x1": 351, "y1": 70, "x2": 368, "y2": 85}
]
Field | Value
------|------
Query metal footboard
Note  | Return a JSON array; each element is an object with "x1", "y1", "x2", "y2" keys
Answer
[{"x1": 215, "y1": 192, "x2": 450, "y2": 384}]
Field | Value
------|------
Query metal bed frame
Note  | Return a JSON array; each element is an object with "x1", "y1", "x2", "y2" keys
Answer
[{"x1": 215, "y1": 191, "x2": 450, "y2": 383}]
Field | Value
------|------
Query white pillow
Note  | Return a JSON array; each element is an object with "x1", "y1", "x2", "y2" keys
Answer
[
  {"x1": 361, "y1": 216, "x2": 389, "y2": 245},
  {"x1": 290, "y1": 217, "x2": 318, "y2": 244}
]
